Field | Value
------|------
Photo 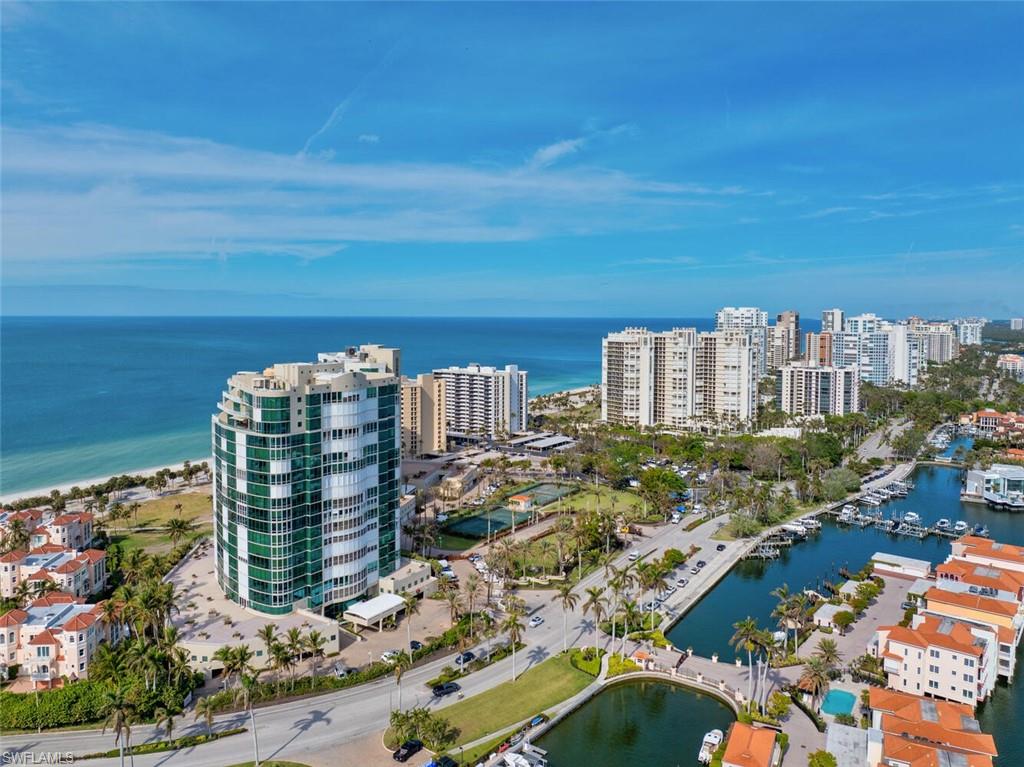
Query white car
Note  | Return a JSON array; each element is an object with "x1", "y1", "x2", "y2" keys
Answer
[
  {"x1": 627, "y1": 551, "x2": 640, "y2": 562},
  {"x1": 380, "y1": 650, "x2": 401, "y2": 664},
  {"x1": 528, "y1": 616, "x2": 545, "y2": 628}
]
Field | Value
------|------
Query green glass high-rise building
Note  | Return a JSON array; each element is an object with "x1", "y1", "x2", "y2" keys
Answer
[{"x1": 212, "y1": 345, "x2": 402, "y2": 616}]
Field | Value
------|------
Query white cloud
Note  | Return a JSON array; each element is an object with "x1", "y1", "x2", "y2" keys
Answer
[
  {"x1": 358, "y1": 133, "x2": 380, "y2": 144},
  {"x1": 527, "y1": 137, "x2": 587, "y2": 170},
  {"x1": 1, "y1": 122, "x2": 754, "y2": 264}
]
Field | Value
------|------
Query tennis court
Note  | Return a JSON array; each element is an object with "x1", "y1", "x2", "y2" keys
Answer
[
  {"x1": 519, "y1": 482, "x2": 577, "y2": 506},
  {"x1": 444, "y1": 507, "x2": 533, "y2": 539}
]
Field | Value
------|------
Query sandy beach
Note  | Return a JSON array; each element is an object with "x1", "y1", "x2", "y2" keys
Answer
[{"x1": 0, "y1": 456, "x2": 214, "y2": 506}]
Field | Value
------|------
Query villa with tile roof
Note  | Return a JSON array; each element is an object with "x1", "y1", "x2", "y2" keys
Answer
[
  {"x1": 0, "y1": 594, "x2": 123, "y2": 688},
  {"x1": 0, "y1": 546, "x2": 107, "y2": 599}
]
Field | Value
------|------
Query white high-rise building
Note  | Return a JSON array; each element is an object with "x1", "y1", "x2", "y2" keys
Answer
[
  {"x1": 821, "y1": 308, "x2": 845, "y2": 334},
  {"x1": 432, "y1": 363, "x2": 528, "y2": 438},
  {"x1": 844, "y1": 312, "x2": 884, "y2": 334},
  {"x1": 887, "y1": 325, "x2": 924, "y2": 387},
  {"x1": 1011, "y1": 318, "x2": 1024, "y2": 331},
  {"x1": 695, "y1": 329, "x2": 757, "y2": 425},
  {"x1": 776, "y1": 362, "x2": 860, "y2": 416},
  {"x1": 906, "y1": 320, "x2": 959, "y2": 365},
  {"x1": 600, "y1": 327, "x2": 696, "y2": 428},
  {"x1": 715, "y1": 306, "x2": 768, "y2": 375},
  {"x1": 953, "y1": 318, "x2": 987, "y2": 346}
]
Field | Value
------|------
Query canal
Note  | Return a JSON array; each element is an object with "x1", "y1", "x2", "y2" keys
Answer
[
  {"x1": 540, "y1": 461, "x2": 1024, "y2": 764},
  {"x1": 535, "y1": 679, "x2": 735, "y2": 766}
]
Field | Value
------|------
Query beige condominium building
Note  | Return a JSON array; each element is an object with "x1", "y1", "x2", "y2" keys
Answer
[
  {"x1": 776, "y1": 361, "x2": 860, "y2": 416},
  {"x1": 767, "y1": 310, "x2": 801, "y2": 369},
  {"x1": 401, "y1": 373, "x2": 447, "y2": 457},
  {"x1": 600, "y1": 327, "x2": 697, "y2": 429},
  {"x1": 431, "y1": 363, "x2": 528, "y2": 439},
  {"x1": 602, "y1": 326, "x2": 755, "y2": 429}
]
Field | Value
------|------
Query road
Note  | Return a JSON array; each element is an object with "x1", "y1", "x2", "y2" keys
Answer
[
  {"x1": 2, "y1": 514, "x2": 741, "y2": 766},
  {"x1": 857, "y1": 418, "x2": 911, "y2": 462}
]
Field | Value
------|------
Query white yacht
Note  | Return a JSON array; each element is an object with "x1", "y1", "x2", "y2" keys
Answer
[
  {"x1": 953, "y1": 520, "x2": 969, "y2": 535},
  {"x1": 698, "y1": 729, "x2": 724, "y2": 764},
  {"x1": 904, "y1": 512, "x2": 921, "y2": 524},
  {"x1": 936, "y1": 518, "x2": 951, "y2": 531},
  {"x1": 799, "y1": 516, "x2": 822, "y2": 531}
]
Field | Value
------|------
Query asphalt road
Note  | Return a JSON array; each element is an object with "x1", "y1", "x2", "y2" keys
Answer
[{"x1": 3, "y1": 514, "x2": 740, "y2": 767}]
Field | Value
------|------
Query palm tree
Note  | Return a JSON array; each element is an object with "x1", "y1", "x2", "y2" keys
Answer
[
  {"x1": 392, "y1": 650, "x2": 412, "y2": 710},
  {"x1": 814, "y1": 637, "x2": 842, "y2": 670},
  {"x1": 257, "y1": 623, "x2": 277, "y2": 661},
  {"x1": 799, "y1": 656, "x2": 831, "y2": 710},
  {"x1": 582, "y1": 586, "x2": 607, "y2": 651},
  {"x1": 235, "y1": 670, "x2": 263, "y2": 767},
  {"x1": 305, "y1": 630, "x2": 327, "y2": 688},
  {"x1": 441, "y1": 582, "x2": 462, "y2": 628},
  {"x1": 269, "y1": 642, "x2": 293, "y2": 693},
  {"x1": 552, "y1": 583, "x2": 579, "y2": 653},
  {"x1": 285, "y1": 627, "x2": 304, "y2": 690},
  {"x1": 502, "y1": 597, "x2": 526, "y2": 681},
  {"x1": 770, "y1": 583, "x2": 794, "y2": 654},
  {"x1": 730, "y1": 617, "x2": 760, "y2": 704},
  {"x1": 2, "y1": 518, "x2": 29, "y2": 552},
  {"x1": 400, "y1": 591, "x2": 420, "y2": 652},
  {"x1": 155, "y1": 706, "x2": 177, "y2": 745},
  {"x1": 102, "y1": 687, "x2": 135, "y2": 767},
  {"x1": 463, "y1": 572, "x2": 482, "y2": 640},
  {"x1": 166, "y1": 517, "x2": 196, "y2": 547},
  {"x1": 194, "y1": 696, "x2": 216, "y2": 738}
]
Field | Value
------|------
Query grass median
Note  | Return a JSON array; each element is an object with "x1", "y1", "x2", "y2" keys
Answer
[{"x1": 442, "y1": 653, "x2": 593, "y2": 747}]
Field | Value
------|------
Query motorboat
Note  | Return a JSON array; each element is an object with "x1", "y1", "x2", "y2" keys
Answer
[
  {"x1": 839, "y1": 508, "x2": 856, "y2": 524},
  {"x1": 904, "y1": 512, "x2": 921, "y2": 524},
  {"x1": 841, "y1": 504, "x2": 857, "y2": 515},
  {"x1": 799, "y1": 516, "x2": 822, "y2": 531},
  {"x1": 953, "y1": 520, "x2": 969, "y2": 535},
  {"x1": 782, "y1": 523, "x2": 808, "y2": 537},
  {"x1": 698, "y1": 729, "x2": 724, "y2": 764},
  {"x1": 936, "y1": 518, "x2": 951, "y2": 531},
  {"x1": 973, "y1": 524, "x2": 990, "y2": 537}
]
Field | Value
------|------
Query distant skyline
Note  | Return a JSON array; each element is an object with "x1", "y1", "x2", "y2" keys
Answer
[{"x1": 2, "y1": 3, "x2": 1022, "y2": 317}]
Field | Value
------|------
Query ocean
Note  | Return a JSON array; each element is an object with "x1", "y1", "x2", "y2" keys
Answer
[{"x1": 2, "y1": 316, "x2": 825, "y2": 496}]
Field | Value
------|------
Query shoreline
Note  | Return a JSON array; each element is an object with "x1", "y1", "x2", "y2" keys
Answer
[
  {"x1": 0, "y1": 456, "x2": 213, "y2": 506},
  {"x1": 1, "y1": 385, "x2": 599, "y2": 506}
]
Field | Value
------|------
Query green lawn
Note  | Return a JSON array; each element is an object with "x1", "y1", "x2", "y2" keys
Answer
[
  {"x1": 558, "y1": 488, "x2": 645, "y2": 517},
  {"x1": 434, "y1": 532, "x2": 480, "y2": 551},
  {"x1": 106, "y1": 492, "x2": 212, "y2": 554},
  {"x1": 226, "y1": 762, "x2": 310, "y2": 767},
  {"x1": 442, "y1": 653, "x2": 593, "y2": 746}
]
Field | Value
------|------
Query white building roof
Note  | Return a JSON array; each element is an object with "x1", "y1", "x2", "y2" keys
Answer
[
  {"x1": 816, "y1": 603, "x2": 845, "y2": 622},
  {"x1": 872, "y1": 552, "x2": 933, "y2": 571},
  {"x1": 343, "y1": 592, "x2": 406, "y2": 624}
]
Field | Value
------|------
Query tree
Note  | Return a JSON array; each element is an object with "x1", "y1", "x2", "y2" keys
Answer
[
  {"x1": 833, "y1": 610, "x2": 856, "y2": 636},
  {"x1": 808, "y1": 751, "x2": 838, "y2": 767},
  {"x1": 235, "y1": 670, "x2": 263, "y2": 767},
  {"x1": 306, "y1": 630, "x2": 327, "y2": 688},
  {"x1": 194, "y1": 696, "x2": 216, "y2": 737},
  {"x1": 799, "y1": 656, "x2": 831, "y2": 709},
  {"x1": 155, "y1": 705, "x2": 178, "y2": 744},
  {"x1": 392, "y1": 650, "x2": 413, "y2": 711},
  {"x1": 814, "y1": 637, "x2": 842, "y2": 670},
  {"x1": 285, "y1": 627, "x2": 304, "y2": 690},
  {"x1": 463, "y1": 572, "x2": 482, "y2": 640},
  {"x1": 401, "y1": 591, "x2": 420, "y2": 652},
  {"x1": 102, "y1": 687, "x2": 135, "y2": 767},
  {"x1": 766, "y1": 691, "x2": 791, "y2": 721},
  {"x1": 552, "y1": 583, "x2": 579, "y2": 654},
  {"x1": 166, "y1": 517, "x2": 197, "y2": 547},
  {"x1": 730, "y1": 617, "x2": 760, "y2": 704},
  {"x1": 502, "y1": 597, "x2": 526, "y2": 681},
  {"x1": 257, "y1": 623, "x2": 277, "y2": 661},
  {"x1": 582, "y1": 586, "x2": 607, "y2": 651}
]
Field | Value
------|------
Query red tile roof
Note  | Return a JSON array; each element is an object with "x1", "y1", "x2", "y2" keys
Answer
[
  {"x1": 0, "y1": 608, "x2": 28, "y2": 627},
  {"x1": 722, "y1": 722, "x2": 775, "y2": 767},
  {"x1": 0, "y1": 549, "x2": 27, "y2": 563},
  {"x1": 883, "y1": 615, "x2": 984, "y2": 657},
  {"x1": 28, "y1": 629, "x2": 60, "y2": 645},
  {"x1": 926, "y1": 587, "x2": 1020, "y2": 617}
]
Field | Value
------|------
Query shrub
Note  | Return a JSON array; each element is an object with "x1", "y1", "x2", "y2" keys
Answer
[
  {"x1": 569, "y1": 648, "x2": 604, "y2": 677},
  {"x1": 606, "y1": 654, "x2": 639, "y2": 678},
  {"x1": 662, "y1": 547, "x2": 687, "y2": 567},
  {"x1": 835, "y1": 713, "x2": 857, "y2": 726}
]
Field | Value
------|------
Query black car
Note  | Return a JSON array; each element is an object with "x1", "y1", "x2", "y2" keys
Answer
[
  {"x1": 432, "y1": 681, "x2": 461, "y2": 697},
  {"x1": 436, "y1": 758, "x2": 459, "y2": 767},
  {"x1": 456, "y1": 650, "x2": 476, "y2": 665},
  {"x1": 393, "y1": 739, "x2": 423, "y2": 762},
  {"x1": 409, "y1": 640, "x2": 423, "y2": 651},
  {"x1": 716, "y1": 544, "x2": 727, "y2": 552},
  {"x1": 696, "y1": 560, "x2": 707, "y2": 568}
]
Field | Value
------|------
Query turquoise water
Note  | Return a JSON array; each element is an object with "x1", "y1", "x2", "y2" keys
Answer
[
  {"x1": 821, "y1": 689, "x2": 857, "y2": 716},
  {"x1": 4, "y1": 316, "x2": 801, "y2": 494},
  {"x1": 942, "y1": 435, "x2": 974, "y2": 457},
  {"x1": 535, "y1": 679, "x2": 735, "y2": 767}
]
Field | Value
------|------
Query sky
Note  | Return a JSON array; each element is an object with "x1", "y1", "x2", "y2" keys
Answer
[{"x1": 1, "y1": 2, "x2": 1022, "y2": 318}]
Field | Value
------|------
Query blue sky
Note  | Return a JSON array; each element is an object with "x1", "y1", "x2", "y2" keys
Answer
[{"x1": 1, "y1": 2, "x2": 1022, "y2": 318}]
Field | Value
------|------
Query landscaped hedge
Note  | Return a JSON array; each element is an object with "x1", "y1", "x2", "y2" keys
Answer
[
  {"x1": 0, "y1": 678, "x2": 194, "y2": 731},
  {"x1": 82, "y1": 727, "x2": 247, "y2": 759},
  {"x1": 788, "y1": 689, "x2": 827, "y2": 733}
]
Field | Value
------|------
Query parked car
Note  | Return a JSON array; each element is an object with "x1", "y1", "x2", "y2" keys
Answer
[
  {"x1": 643, "y1": 601, "x2": 658, "y2": 611},
  {"x1": 409, "y1": 640, "x2": 423, "y2": 651},
  {"x1": 676, "y1": 578, "x2": 688, "y2": 587},
  {"x1": 381, "y1": 650, "x2": 401, "y2": 664},
  {"x1": 664, "y1": 584, "x2": 677, "y2": 594},
  {"x1": 528, "y1": 615, "x2": 545, "y2": 628},
  {"x1": 900, "y1": 601, "x2": 916, "y2": 610},
  {"x1": 690, "y1": 566, "x2": 700, "y2": 575},
  {"x1": 392, "y1": 739, "x2": 423, "y2": 762},
  {"x1": 333, "y1": 664, "x2": 357, "y2": 678},
  {"x1": 696, "y1": 560, "x2": 707, "y2": 568},
  {"x1": 716, "y1": 543, "x2": 727, "y2": 552},
  {"x1": 456, "y1": 651, "x2": 477, "y2": 665},
  {"x1": 435, "y1": 758, "x2": 459, "y2": 767},
  {"x1": 527, "y1": 714, "x2": 549, "y2": 729},
  {"x1": 432, "y1": 681, "x2": 461, "y2": 697}
]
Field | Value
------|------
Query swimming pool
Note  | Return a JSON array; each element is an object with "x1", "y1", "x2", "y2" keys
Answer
[{"x1": 821, "y1": 689, "x2": 857, "y2": 716}]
